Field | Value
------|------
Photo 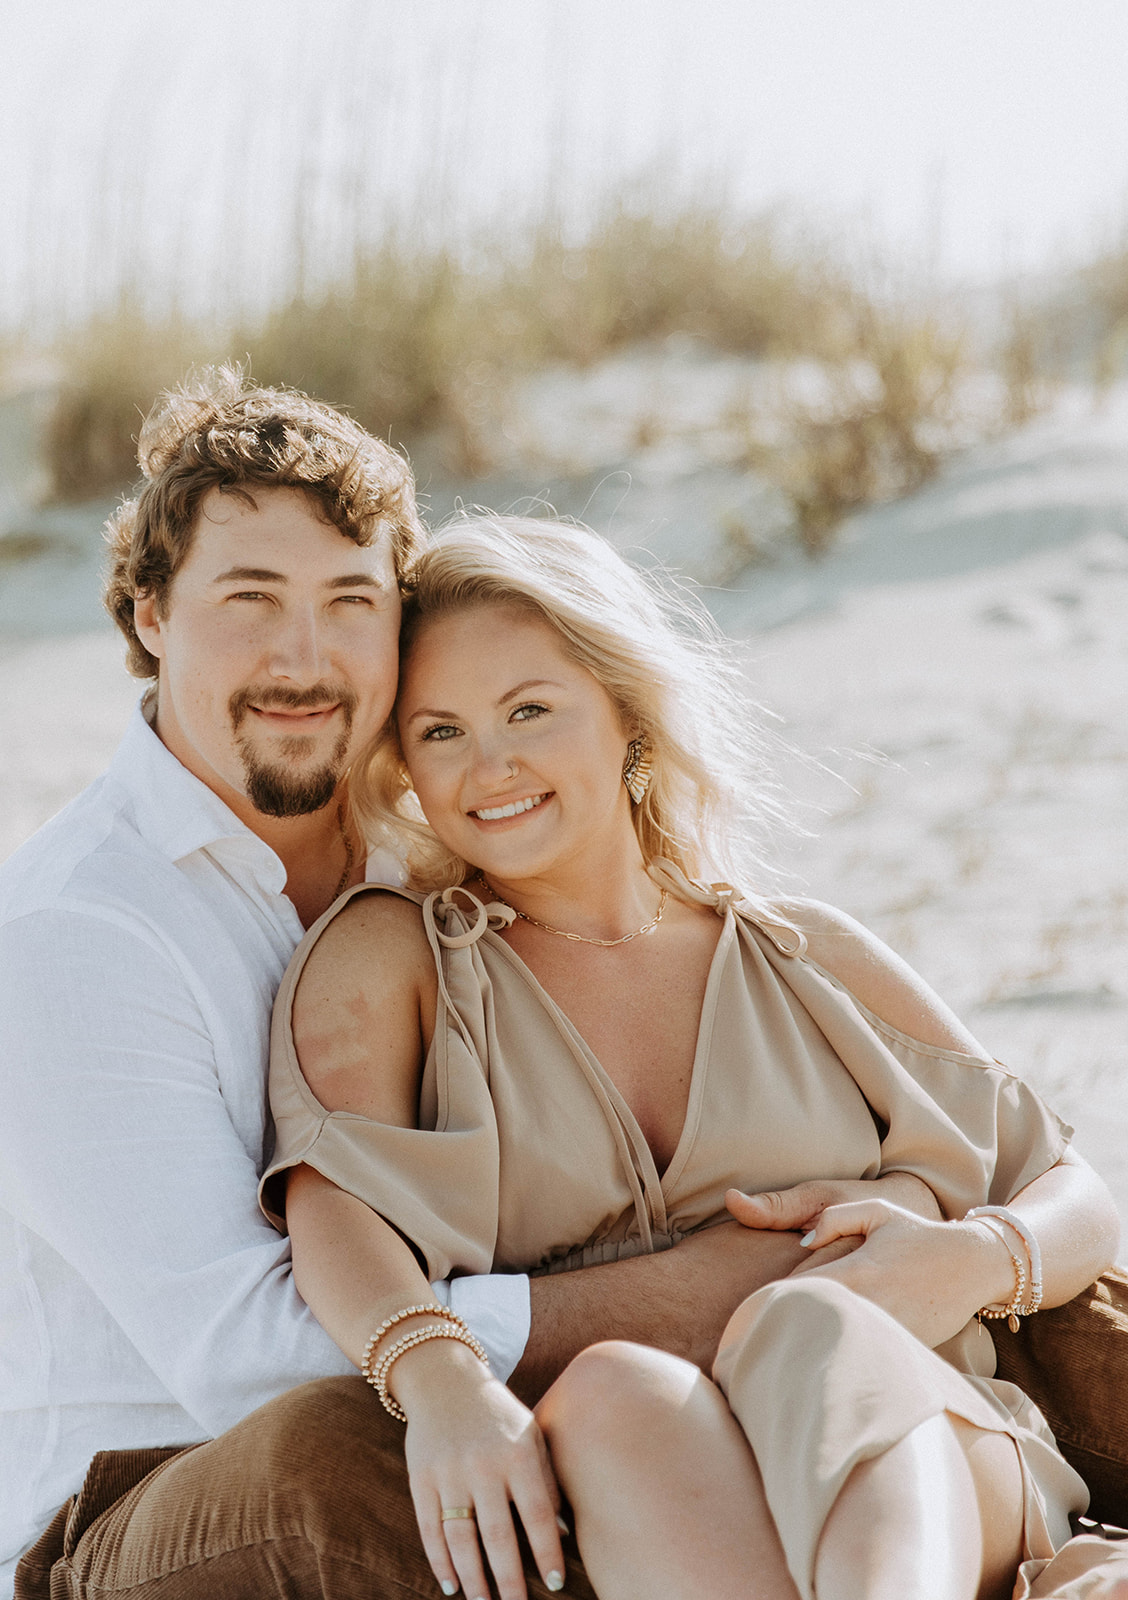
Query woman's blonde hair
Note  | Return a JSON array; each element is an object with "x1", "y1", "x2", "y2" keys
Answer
[{"x1": 350, "y1": 514, "x2": 789, "y2": 897}]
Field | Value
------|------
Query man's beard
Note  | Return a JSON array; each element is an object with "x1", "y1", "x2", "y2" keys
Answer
[{"x1": 229, "y1": 684, "x2": 359, "y2": 819}]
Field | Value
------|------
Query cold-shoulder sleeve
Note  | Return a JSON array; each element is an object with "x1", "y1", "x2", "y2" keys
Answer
[
  {"x1": 736, "y1": 913, "x2": 1073, "y2": 1219},
  {"x1": 259, "y1": 883, "x2": 510, "y2": 1281}
]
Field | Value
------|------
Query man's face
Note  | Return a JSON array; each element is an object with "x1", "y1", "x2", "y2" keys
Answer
[{"x1": 134, "y1": 486, "x2": 401, "y2": 820}]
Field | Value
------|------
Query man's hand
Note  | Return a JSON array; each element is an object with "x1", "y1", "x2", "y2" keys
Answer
[
  {"x1": 725, "y1": 1170, "x2": 942, "y2": 1242},
  {"x1": 513, "y1": 1173, "x2": 940, "y2": 1400}
]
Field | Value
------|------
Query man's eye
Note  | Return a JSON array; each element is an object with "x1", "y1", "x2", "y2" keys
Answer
[
  {"x1": 421, "y1": 724, "x2": 460, "y2": 742},
  {"x1": 511, "y1": 703, "x2": 548, "y2": 723},
  {"x1": 333, "y1": 594, "x2": 374, "y2": 606},
  {"x1": 230, "y1": 591, "x2": 269, "y2": 603}
]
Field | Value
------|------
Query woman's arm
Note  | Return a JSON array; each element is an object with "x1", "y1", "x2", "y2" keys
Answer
[
  {"x1": 284, "y1": 897, "x2": 567, "y2": 1600},
  {"x1": 746, "y1": 900, "x2": 1120, "y2": 1345},
  {"x1": 791, "y1": 1148, "x2": 1119, "y2": 1349}
]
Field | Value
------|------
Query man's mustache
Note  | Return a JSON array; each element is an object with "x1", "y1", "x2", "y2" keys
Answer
[{"x1": 229, "y1": 685, "x2": 359, "y2": 725}]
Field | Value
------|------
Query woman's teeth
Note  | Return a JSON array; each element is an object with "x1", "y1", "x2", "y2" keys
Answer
[{"x1": 473, "y1": 794, "x2": 547, "y2": 821}]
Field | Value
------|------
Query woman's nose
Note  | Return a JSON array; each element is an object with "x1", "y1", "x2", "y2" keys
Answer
[{"x1": 471, "y1": 737, "x2": 519, "y2": 785}]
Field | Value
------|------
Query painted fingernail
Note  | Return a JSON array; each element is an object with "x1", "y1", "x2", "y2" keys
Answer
[
  {"x1": 440, "y1": 1583, "x2": 457, "y2": 1596},
  {"x1": 555, "y1": 1514, "x2": 571, "y2": 1535},
  {"x1": 546, "y1": 1572, "x2": 565, "y2": 1592},
  {"x1": 800, "y1": 1230, "x2": 816, "y2": 1247}
]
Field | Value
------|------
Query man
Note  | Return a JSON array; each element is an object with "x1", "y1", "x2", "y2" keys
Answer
[{"x1": 0, "y1": 369, "x2": 903, "y2": 1599}]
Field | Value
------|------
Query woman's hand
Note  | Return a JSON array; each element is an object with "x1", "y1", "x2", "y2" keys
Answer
[
  {"x1": 795, "y1": 1198, "x2": 1012, "y2": 1348},
  {"x1": 397, "y1": 1339, "x2": 567, "y2": 1600}
]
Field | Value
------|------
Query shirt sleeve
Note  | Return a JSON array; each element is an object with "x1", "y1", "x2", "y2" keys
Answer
[
  {"x1": 432, "y1": 1274, "x2": 532, "y2": 1383},
  {"x1": 0, "y1": 907, "x2": 355, "y2": 1437}
]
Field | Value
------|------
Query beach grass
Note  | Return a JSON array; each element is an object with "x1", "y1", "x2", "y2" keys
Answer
[{"x1": 33, "y1": 189, "x2": 1046, "y2": 553}]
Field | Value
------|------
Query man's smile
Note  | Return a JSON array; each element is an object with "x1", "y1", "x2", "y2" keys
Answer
[{"x1": 248, "y1": 703, "x2": 341, "y2": 728}]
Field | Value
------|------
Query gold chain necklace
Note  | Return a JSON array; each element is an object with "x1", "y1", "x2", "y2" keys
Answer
[
  {"x1": 332, "y1": 800, "x2": 356, "y2": 900},
  {"x1": 480, "y1": 878, "x2": 667, "y2": 947}
]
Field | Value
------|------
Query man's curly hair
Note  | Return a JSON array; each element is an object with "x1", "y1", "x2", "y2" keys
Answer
[{"x1": 104, "y1": 365, "x2": 427, "y2": 678}]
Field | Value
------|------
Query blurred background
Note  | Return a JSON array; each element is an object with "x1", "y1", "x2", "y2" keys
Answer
[{"x1": 2, "y1": 0, "x2": 1128, "y2": 1218}]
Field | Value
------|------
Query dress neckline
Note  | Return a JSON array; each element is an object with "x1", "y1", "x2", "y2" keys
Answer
[{"x1": 480, "y1": 904, "x2": 738, "y2": 1204}]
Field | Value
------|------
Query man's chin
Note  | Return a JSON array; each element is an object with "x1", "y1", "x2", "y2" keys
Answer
[
  {"x1": 235, "y1": 723, "x2": 354, "y2": 819},
  {"x1": 241, "y1": 757, "x2": 343, "y2": 819}
]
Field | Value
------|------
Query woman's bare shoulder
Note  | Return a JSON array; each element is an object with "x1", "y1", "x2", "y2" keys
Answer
[
  {"x1": 773, "y1": 897, "x2": 989, "y2": 1058},
  {"x1": 291, "y1": 889, "x2": 435, "y2": 1119}
]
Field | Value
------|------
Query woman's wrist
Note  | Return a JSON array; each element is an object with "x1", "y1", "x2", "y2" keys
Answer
[
  {"x1": 957, "y1": 1217, "x2": 1021, "y2": 1316},
  {"x1": 388, "y1": 1328, "x2": 496, "y2": 1417}
]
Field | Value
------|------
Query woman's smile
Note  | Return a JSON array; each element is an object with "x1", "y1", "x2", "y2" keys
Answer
[{"x1": 469, "y1": 792, "x2": 552, "y2": 822}]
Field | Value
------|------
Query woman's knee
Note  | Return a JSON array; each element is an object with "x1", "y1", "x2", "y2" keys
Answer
[
  {"x1": 537, "y1": 1341, "x2": 724, "y2": 1480},
  {"x1": 540, "y1": 1341, "x2": 694, "y2": 1427}
]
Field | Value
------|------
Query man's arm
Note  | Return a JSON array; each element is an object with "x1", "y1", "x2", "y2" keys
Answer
[
  {"x1": 510, "y1": 1172, "x2": 941, "y2": 1402},
  {"x1": 0, "y1": 909, "x2": 353, "y2": 1436}
]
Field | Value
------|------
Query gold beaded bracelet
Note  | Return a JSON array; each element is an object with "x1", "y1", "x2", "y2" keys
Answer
[
  {"x1": 971, "y1": 1216, "x2": 1028, "y2": 1333},
  {"x1": 369, "y1": 1323, "x2": 491, "y2": 1422},
  {"x1": 360, "y1": 1303, "x2": 462, "y2": 1383}
]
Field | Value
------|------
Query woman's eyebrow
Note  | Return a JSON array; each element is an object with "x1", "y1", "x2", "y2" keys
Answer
[
  {"x1": 498, "y1": 679, "x2": 562, "y2": 705},
  {"x1": 404, "y1": 679, "x2": 565, "y2": 724}
]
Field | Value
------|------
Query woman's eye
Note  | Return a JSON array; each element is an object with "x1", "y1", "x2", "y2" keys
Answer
[
  {"x1": 421, "y1": 723, "x2": 461, "y2": 742},
  {"x1": 511, "y1": 702, "x2": 548, "y2": 723}
]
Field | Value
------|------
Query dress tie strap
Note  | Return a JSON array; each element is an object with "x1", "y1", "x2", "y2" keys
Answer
[
  {"x1": 646, "y1": 859, "x2": 808, "y2": 957},
  {"x1": 423, "y1": 885, "x2": 516, "y2": 948},
  {"x1": 417, "y1": 887, "x2": 515, "y2": 1063}
]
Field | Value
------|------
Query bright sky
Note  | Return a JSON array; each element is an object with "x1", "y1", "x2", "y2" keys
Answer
[{"x1": 5, "y1": 0, "x2": 1128, "y2": 330}]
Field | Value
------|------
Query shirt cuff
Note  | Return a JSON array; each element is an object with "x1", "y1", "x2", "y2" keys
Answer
[{"x1": 430, "y1": 1273, "x2": 531, "y2": 1383}]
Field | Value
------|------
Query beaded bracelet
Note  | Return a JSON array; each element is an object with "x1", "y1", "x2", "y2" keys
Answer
[
  {"x1": 369, "y1": 1323, "x2": 491, "y2": 1422},
  {"x1": 360, "y1": 1303, "x2": 461, "y2": 1384},
  {"x1": 970, "y1": 1215, "x2": 1028, "y2": 1332},
  {"x1": 968, "y1": 1205, "x2": 1043, "y2": 1315}
]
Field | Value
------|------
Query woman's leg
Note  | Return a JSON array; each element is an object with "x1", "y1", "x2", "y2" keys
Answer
[
  {"x1": 814, "y1": 1413, "x2": 1025, "y2": 1600},
  {"x1": 536, "y1": 1340, "x2": 800, "y2": 1600}
]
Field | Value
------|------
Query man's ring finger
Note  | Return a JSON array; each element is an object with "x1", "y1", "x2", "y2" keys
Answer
[{"x1": 441, "y1": 1507, "x2": 476, "y2": 1523}]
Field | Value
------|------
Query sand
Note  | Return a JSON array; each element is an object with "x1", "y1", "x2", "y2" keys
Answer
[{"x1": 2, "y1": 377, "x2": 1126, "y2": 1227}]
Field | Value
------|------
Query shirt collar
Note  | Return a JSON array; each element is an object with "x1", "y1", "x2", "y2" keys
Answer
[{"x1": 106, "y1": 697, "x2": 288, "y2": 893}]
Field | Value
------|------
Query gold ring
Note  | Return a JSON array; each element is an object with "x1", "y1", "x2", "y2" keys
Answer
[{"x1": 441, "y1": 1507, "x2": 475, "y2": 1522}]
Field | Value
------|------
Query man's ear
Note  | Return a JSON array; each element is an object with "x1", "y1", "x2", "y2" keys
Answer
[{"x1": 133, "y1": 592, "x2": 165, "y2": 662}]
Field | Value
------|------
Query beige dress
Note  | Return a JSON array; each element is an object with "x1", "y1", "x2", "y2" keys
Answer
[{"x1": 262, "y1": 866, "x2": 1095, "y2": 1600}]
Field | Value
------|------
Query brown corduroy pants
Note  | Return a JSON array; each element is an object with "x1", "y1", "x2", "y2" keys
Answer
[{"x1": 15, "y1": 1377, "x2": 596, "y2": 1599}]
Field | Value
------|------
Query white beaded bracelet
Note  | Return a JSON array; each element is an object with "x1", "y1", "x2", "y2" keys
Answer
[{"x1": 968, "y1": 1205, "x2": 1043, "y2": 1315}]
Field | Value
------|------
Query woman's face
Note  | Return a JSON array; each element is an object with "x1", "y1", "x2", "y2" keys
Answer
[{"x1": 397, "y1": 602, "x2": 639, "y2": 887}]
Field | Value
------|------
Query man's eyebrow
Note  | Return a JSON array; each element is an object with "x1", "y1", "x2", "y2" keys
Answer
[
  {"x1": 327, "y1": 573, "x2": 387, "y2": 590},
  {"x1": 212, "y1": 566, "x2": 287, "y2": 584},
  {"x1": 210, "y1": 568, "x2": 387, "y2": 588}
]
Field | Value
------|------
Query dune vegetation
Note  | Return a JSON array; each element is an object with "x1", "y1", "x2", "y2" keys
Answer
[{"x1": 35, "y1": 187, "x2": 1058, "y2": 556}]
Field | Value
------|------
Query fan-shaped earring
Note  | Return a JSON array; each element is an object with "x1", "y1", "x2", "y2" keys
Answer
[{"x1": 622, "y1": 737, "x2": 652, "y2": 804}]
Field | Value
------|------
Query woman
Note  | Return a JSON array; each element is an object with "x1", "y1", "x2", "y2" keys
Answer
[{"x1": 260, "y1": 515, "x2": 1119, "y2": 1600}]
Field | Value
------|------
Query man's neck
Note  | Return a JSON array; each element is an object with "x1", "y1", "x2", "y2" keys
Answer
[{"x1": 247, "y1": 797, "x2": 362, "y2": 929}]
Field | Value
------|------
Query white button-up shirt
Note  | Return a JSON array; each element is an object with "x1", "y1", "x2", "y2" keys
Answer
[{"x1": 0, "y1": 704, "x2": 530, "y2": 1592}]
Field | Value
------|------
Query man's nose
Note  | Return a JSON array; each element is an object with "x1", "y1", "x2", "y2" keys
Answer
[{"x1": 267, "y1": 606, "x2": 326, "y2": 682}]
